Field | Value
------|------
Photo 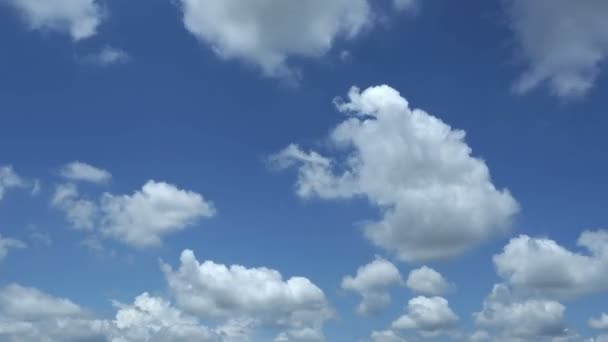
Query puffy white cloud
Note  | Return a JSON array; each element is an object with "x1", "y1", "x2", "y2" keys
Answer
[
  {"x1": 0, "y1": 235, "x2": 26, "y2": 261},
  {"x1": 84, "y1": 46, "x2": 130, "y2": 66},
  {"x1": 272, "y1": 85, "x2": 518, "y2": 262},
  {"x1": 391, "y1": 296, "x2": 459, "y2": 337},
  {"x1": 163, "y1": 249, "x2": 332, "y2": 340},
  {"x1": 590, "y1": 313, "x2": 608, "y2": 330},
  {"x1": 405, "y1": 266, "x2": 451, "y2": 296},
  {"x1": 2, "y1": 0, "x2": 105, "y2": 40},
  {"x1": 52, "y1": 179, "x2": 215, "y2": 247},
  {"x1": 505, "y1": 0, "x2": 608, "y2": 97},
  {"x1": 110, "y1": 292, "x2": 225, "y2": 341},
  {"x1": 0, "y1": 166, "x2": 25, "y2": 200},
  {"x1": 493, "y1": 230, "x2": 608, "y2": 299},
  {"x1": 51, "y1": 183, "x2": 98, "y2": 230},
  {"x1": 474, "y1": 284, "x2": 568, "y2": 340},
  {"x1": 100, "y1": 180, "x2": 215, "y2": 247},
  {"x1": 60, "y1": 161, "x2": 111, "y2": 184},
  {"x1": 0, "y1": 284, "x2": 109, "y2": 342},
  {"x1": 341, "y1": 256, "x2": 403, "y2": 315},
  {"x1": 178, "y1": 0, "x2": 372, "y2": 79}
]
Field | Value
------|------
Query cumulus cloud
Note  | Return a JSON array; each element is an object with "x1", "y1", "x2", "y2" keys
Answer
[
  {"x1": 391, "y1": 296, "x2": 459, "y2": 337},
  {"x1": 0, "y1": 284, "x2": 108, "y2": 342},
  {"x1": 505, "y1": 0, "x2": 608, "y2": 97},
  {"x1": 163, "y1": 249, "x2": 332, "y2": 340},
  {"x1": 474, "y1": 284, "x2": 568, "y2": 340},
  {"x1": 52, "y1": 179, "x2": 215, "y2": 247},
  {"x1": 0, "y1": 235, "x2": 26, "y2": 261},
  {"x1": 405, "y1": 266, "x2": 451, "y2": 296},
  {"x1": 100, "y1": 180, "x2": 215, "y2": 247},
  {"x1": 493, "y1": 230, "x2": 608, "y2": 299},
  {"x1": 370, "y1": 329, "x2": 407, "y2": 342},
  {"x1": 84, "y1": 46, "x2": 130, "y2": 66},
  {"x1": 178, "y1": 0, "x2": 376, "y2": 79},
  {"x1": 590, "y1": 313, "x2": 608, "y2": 330},
  {"x1": 272, "y1": 85, "x2": 519, "y2": 262},
  {"x1": 341, "y1": 256, "x2": 404, "y2": 315},
  {"x1": 0, "y1": 166, "x2": 26, "y2": 200},
  {"x1": 1, "y1": 0, "x2": 105, "y2": 40},
  {"x1": 60, "y1": 161, "x2": 111, "y2": 184}
]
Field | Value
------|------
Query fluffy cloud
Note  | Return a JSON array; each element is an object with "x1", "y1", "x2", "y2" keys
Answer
[
  {"x1": 60, "y1": 161, "x2": 111, "y2": 184},
  {"x1": 100, "y1": 180, "x2": 215, "y2": 247},
  {"x1": 370, "y1": 329, "x2": 407, "y2": 342},
  {"x1": 179, "y1": 0, "x2": 373, "y2": 78},
  {"x1": 391, "y1": 296, "x2": 459, "y2": 337},
  {"x1": 0, "y1": 284, "x2": 109, "y2": 342},
  {"x1": 0, "y1": 235, "x2": 26, "y2": 261},
  {"x1": 493, "y1": 230, "x2": 608, "y2": 299},
  {"x1": 505, "y1": 0, "x2": 608, "y2": 97},
  {"x1": 272, "y1": 85, "x2": 518, "y2": 262},
  {"x1": 52, "y1": 179, "x2": 215, "y2": 247},
  {"x1": 163, "y1": 249, "x2": 332, "y2": 340},
  {"x1": 1, "y1": 0, "x2": 105, "y2": 40},
  {"x1": 341, "y1": 257, "x2": 404, "y2": 315},
  {"x1": 474, "y1": 284, "x2": 568, "y2": 340},
  {"x1": 590, "y1": 313, "x2": 608, "y2": 330},
  {"x1": 405, "y1": 266, "x2": 450, "y2": 296},
  {"x1": 0, "y1": 166, "x2": 25, "y2": 200}
]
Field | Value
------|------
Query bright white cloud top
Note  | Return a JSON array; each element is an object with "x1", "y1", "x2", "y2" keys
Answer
[
  {"x1": 506, "y1": 0, "x2": 608, "y2": 97},
  {"x1": 406, "y1": 266, "x2": 451, "y2": 296},
  {"x1": 391, "y1": 296, "x2": 459, "y2": 337},
  {"x1": 341, "y1": 256, "x2": 404, "y2": 315},
  {"x1": 273, "y1": 85, "x2": 519, "y2": 262},
  {"x1": 162, "y1": 249, "x2": 332, "y2": 341},
  {"x1": 1, "y1": 0, "x2": 105, "y2": 40}
]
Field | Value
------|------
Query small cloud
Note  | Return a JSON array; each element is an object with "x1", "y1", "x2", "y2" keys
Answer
[
  {"x1": 60, "y1": 161, "x2": 111, "y2": 184},
  {"x1": 27, "y1": 225, "x2": 52, "y2": 246},
  {"x1": 83, "y1": 46, "x2": 130, "y2": 66}
]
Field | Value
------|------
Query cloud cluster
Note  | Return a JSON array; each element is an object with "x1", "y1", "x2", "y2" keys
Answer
[
  {"x1": 52, "y1": 162, "x2": 215, "y2": 248},
  {"x1": 163, "y1": 249, "x2": 332, "y2": 341},
  {"x1": 506, "y1": 0, "x2": 608, "y2": 97},
  {"x1": 341, "y1": 257, "x2": 404, "y2": 315},
  {"x1": 273, "y1": 85, "x2": 519, "y2": 262},
  {"x1": 1, "y1": 0, "x2": 105, "y2": 40}
]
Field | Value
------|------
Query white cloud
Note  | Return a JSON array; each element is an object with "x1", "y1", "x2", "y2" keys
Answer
[
  {"x1": 100, "y1": 180, "x2": 215, "y2": 247},
  {"x1": 52, "y1": 179, "x2": 215, "y2": 247},
  {"x1": 393, "y1": 0, "x2": 417, "y2": 12},
  {"x1": 493, "y1": 230, "x2": 608, "y2": 299},
  {"x1": 341, "y1": 256, "x2": 403, "y2": 315},
  {"x1": 163, "y1": 249, "x2": 332, "y2": 340},
  {"x1": 391, "y1": 296, "x2": 459, "y2": 337},
  {"x1": 0, "y1": 166, "x2": 25, "y2": 200},
  {"x1": 272, "y1": 85, "x2": 519, "y2": 262},
  {"x1": 370, "y1": 329, "x2": 407, "y2": 342},
  {"x1": 0, "y1": 284, "x2": 109, "y2": 342},
  {"x1": 0, "y1": 235, "x2": 25, "y2": 261},
  {"x1": 179, "y1": 0, "x2": 372, "y2": 79},
  {"x1": 474, "y1": 284, "x2": 568, "y2": 340},
  {"x1": 51, "y1": 183, "x2": 98, "y2": 230},
  {"x1": 590, "y1": 314, "x2": 608, "y2": 330},
  {"x1": 405, "y1": 266, "x2": 451, "y2": 296},
  {"x1": 60, "y1": 161, "x2": 111, "y2": 184},
  {"x1": 505, "y1": 0, "x2": 608, "y2": 97},
  {"x1": 2, "y1": 0, "x2": 105, "y2": 41},
  {"x1": 84, "y1": 46, "x2": 130, "y2": 66}
]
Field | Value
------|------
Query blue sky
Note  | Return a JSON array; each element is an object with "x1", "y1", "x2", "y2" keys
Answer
[{"x1": 0, "y1": 0, "x2": 608, "y2": 341}]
